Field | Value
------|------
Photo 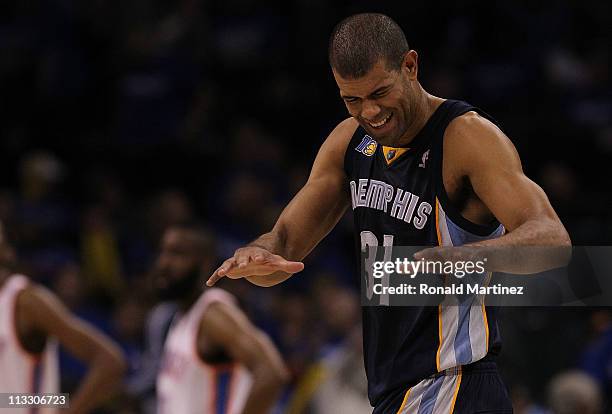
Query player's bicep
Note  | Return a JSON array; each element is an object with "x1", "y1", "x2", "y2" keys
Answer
[
  {"x1": 473, "y1": 167, "x2": 555, "y2": 231},
  {"x1": 457, "y1": 118, "x2": 559, "y2": 231},
  {"x1": 21, "y1": 286, "x2": 122, "y2": 363}
]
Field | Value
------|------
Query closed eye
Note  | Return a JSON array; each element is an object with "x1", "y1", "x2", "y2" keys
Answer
[{"x1": 371, "y1": 88, "x2": 389, "y2": 99}]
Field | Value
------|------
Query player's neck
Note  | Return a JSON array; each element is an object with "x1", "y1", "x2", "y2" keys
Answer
[{"x1": 397, "y1": 89, "x2": 444, "y2": 147}]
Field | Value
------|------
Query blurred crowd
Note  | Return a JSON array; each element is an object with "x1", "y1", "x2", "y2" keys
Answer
[{"x1": 0, "y1": 0, "x2": 611, "y2": 413}]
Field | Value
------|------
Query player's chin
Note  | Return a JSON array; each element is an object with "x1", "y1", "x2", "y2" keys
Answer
[
  {"x1": 363, "y1": 119, "x2": 397, "y2": 143},
  {"x1": 368, "y1": 129, "x2": 398, "y2": 147}
]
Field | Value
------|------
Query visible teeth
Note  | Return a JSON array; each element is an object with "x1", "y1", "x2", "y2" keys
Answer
[{"x1": 369, "y1": 114, "x2": 391, "y2": 128}]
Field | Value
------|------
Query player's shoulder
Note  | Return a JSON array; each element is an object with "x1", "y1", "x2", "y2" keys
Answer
[
  {"x1": 15, "y1": 280, "x2": 55, "y2": 317},
  {"x1": 197, "y1": 287, "x2": 240, "y2": 322},
  {"x1": 198, "y1": 289, "x2": 250, "y2": 340},
  {"x1": 12, "y1": 279, "x2": 58, "y2": 334},
  {"x1": 333, "y1": 117, "x2": 360, "y2": 136},
  {"x1": 314, "y1": 117, "x2": 360, "y2": 172},
  {"x1": 446, "y1": 111, "x2": 502, "y2": 142},
  {"x1": 444, "y1": 110, "x2": 521, "y2": 172},
  {"x1": 200, "y1": 287, "x2": 237, "y2": 308},
  {"x1": 1, "y1": 274, "x2": 29, "y2": 291},
  {"x1": 444, "y1": 110, "x2": 514, "y2": 157},
  {"x1": 9, "y1": 275, "x2": 35, "y2": 308},
  {"x1": 323, "y1": 117, "x2": 359, "y2": 152}
]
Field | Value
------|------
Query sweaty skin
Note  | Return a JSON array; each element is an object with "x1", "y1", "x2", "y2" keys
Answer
[{"x1": 206, "y1": 51, "x2": 570, "y2": 288}]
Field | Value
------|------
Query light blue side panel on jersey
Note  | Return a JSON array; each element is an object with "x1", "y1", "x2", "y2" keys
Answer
[
  {"x1": 436, "y1": 201, "x2": 504, "y2": 369},
  {"x1": 453, "y1": 301, "x2": 473, "y2": 365},
  {"x1": 444, "y1": 212, "x2": 505, "y2": 245},
  {"x1": 416, "y1": 375, "x2": 445, "y2": 414}
]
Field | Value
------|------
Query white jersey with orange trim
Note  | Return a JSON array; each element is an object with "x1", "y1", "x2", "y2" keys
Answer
[
  {"x1": 157, "y1": 288, "x2": 253, "y2": 414},
  {"x1": 0, "y1": 275, "x2": 60, "y2": 414}
]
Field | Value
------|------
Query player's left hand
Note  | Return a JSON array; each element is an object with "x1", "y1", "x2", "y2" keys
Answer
[{"x1": 206, "y1": 246, "x2": 304, "y2": 287}]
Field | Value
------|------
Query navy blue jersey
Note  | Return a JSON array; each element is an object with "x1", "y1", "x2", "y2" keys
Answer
[{"x1": 344, "y1": 100, "x2": 505, "y2": 406}]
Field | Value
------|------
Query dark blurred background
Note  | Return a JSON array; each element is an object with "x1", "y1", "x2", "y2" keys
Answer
[{"x1": 0, "y1": 0, "x2": 611, "y2": 413}]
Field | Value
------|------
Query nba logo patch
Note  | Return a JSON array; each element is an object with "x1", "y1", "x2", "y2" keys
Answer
[{"x1": 355, "y1": 135, "x2": 377, "y2": 156}]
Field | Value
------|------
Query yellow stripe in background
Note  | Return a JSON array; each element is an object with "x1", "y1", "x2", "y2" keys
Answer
[{"x1": 285, "y1": 363, "x2": 327, "y2": 414}]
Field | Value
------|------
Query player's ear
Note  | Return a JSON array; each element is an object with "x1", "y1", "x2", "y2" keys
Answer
[{"x1": 402, "y1": 50, "x2": 418, "y2": 80}]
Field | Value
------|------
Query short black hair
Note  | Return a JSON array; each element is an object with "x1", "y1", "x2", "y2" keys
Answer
[{"x1": 328, "y1": 13, "x2": 409, "y2": 79}]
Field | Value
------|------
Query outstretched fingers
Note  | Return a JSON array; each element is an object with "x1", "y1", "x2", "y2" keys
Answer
[
  {"x1": 206, "y1": 258, "x2": 236, "y2": 286},
  {"x1": 206, "y1": 252, "x2": 305, "y2": 287}
]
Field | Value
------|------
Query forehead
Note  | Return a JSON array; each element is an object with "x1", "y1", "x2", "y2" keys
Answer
[
  {"x1": 162, "y1": 228, "x2": 195, "y2": 249},
  {"x1": 333, "y1": 60, "x2": 397, "y2": 96}
]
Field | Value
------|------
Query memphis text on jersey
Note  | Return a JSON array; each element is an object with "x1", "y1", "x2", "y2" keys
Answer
[{"x1": 349, "y1": 178, "x2": 432, "y2": 230}]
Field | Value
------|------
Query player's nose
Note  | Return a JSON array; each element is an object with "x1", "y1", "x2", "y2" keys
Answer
[{"x1": 361, "y1": 99, "x2": 381, "y2": 121}]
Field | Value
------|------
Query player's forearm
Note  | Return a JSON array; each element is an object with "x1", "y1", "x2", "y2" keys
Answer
[
  {"x1": 242, "y1": 333, "x2": 289, "y2": 414},
  {"x1": 469, "y1": 217, "x2": 572, "y2": 274},
  {"x1": 477, "y1": 217, "x2": 571, "y2": 248},
  {"x1": 241, "y1": 363, "x2": 288, "y2": 414},
  {"x1": 67, "y1": 347, "x2": 126, "y2": 413},
  {"x1": 248, "y1": 230, "x2": 287, "y2": 256},
  {"x1": 418, "y1": 218, "x2": 572, "y2": 274}
]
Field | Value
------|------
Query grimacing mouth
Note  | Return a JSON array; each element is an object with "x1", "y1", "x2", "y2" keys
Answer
[{"x1": 365, "y1": 112, "x2": 392, "y2": 128}]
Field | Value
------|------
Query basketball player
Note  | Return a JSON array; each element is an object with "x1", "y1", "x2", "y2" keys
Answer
[
  {"x1": 154, "y1": 224, "x2": 288, "y2": 414},
  {"x1": 207, "y1": 13, "x2": 572, "y2": 413},
  {"x1": 0, "y1": 240, "x2": 126, "y2": 413}
]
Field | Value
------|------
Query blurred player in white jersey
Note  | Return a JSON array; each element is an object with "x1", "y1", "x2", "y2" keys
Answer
[
  {"x1": 154, "y1": 223, "x2": 288, "y2": 414},
  {"x1": 0, "y1": 235, "x2": 126, "y2": 413}
]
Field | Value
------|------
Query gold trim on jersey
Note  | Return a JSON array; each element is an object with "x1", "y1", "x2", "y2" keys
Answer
[{"x1": 382, "y1": 146, "x2": 409, "y2": 165}]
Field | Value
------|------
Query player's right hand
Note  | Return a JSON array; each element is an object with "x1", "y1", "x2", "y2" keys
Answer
[{"x1": 206, "y1": 246, "x2": 304, "y2": 286}]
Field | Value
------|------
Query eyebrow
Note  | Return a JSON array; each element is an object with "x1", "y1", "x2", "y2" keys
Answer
[{"x1": 341, "y1": 84, "x2": 392, "y2": 100}]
